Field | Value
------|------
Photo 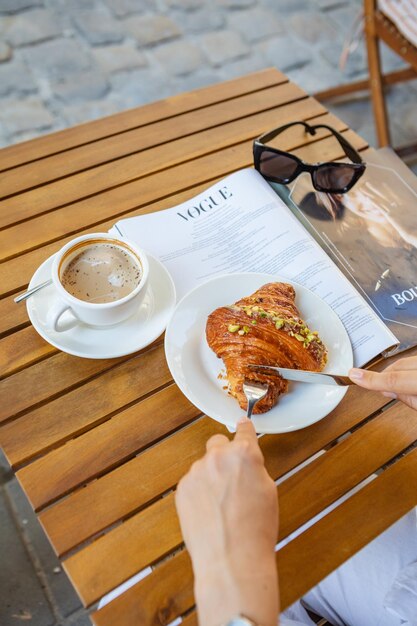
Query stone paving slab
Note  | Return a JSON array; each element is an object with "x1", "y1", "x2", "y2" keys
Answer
[
  {"x1": 0, "y1": 0, "x2": 415, "y2": 149},
  {"x1": 0, "y1": 485, "x2": 56, "y2": 626},
  {"x1": 0, "y1": 465, "x2": 91, "y2": 625},
  {"x1": 6, "y1": 479, "x2": 84, "y2": 620}
]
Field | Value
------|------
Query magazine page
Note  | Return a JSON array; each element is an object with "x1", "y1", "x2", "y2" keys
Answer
[
  {"x1": 276, "y1": 148, "x2": 417, "y2": 354},
  {"x1": 113, "y1": 168, "x2": 397, "y2": 367}
]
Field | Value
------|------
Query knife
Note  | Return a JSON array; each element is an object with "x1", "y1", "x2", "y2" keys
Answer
[{"x1": 248, "y1": 365, "x2": 353, "y2": 386}]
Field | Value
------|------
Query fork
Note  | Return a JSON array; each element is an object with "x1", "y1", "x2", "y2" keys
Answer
[{"x1": 242, "y1": 381, "x2": 269, "y2": 419}]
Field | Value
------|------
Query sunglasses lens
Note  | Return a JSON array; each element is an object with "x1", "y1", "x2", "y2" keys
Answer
[
  {"x1": 259, "y1": 150, "x2": 298, "y2": 182},
  {"x1": 314, "y1": 164, "x2": 356, "y2": 191}
]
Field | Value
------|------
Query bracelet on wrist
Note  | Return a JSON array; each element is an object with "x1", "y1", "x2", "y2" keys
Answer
[{"x1": 223, "y1": 615, "x2": 260, "y2": 626}]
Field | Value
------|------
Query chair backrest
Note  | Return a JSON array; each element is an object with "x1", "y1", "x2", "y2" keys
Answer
[
  {"x1": 378, "y1": 0, "x2": 417, "y2": 49},
  {"x1": 371, "y1": 0, "x2": 417, "y2": 71}
]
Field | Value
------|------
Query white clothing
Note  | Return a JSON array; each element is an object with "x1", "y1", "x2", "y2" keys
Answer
[
  {"x1": 280, "y1": 508, "x2": 417, "y2": 626},
  {"x1": 280, "y1": 602, "x2": 315, "y2": 626}
]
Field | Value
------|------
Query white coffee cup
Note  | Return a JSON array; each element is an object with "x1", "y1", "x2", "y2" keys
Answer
[{"x1": 47, "y1": 233, "x2": 149, "y2": 332}]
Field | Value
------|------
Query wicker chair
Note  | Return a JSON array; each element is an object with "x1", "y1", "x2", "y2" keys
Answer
[{"x1": 315, "y1": 0, "x2": 417, "y2": 150}]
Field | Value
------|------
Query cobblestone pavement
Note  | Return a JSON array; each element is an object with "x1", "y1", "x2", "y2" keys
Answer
[
  {"x1": 0, "y1": 0, "x2": 416, "y2": 149},
  {"x1": 1, "y1": 1, "x2": 417, "y2": 625}
]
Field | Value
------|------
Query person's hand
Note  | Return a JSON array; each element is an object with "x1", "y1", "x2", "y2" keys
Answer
[
  {"x1": 175, "y1": 417, "x2": 279, "y2": 626},
  {"x1": 349, "y1": 356, "x2": 417, "y2": 411}
]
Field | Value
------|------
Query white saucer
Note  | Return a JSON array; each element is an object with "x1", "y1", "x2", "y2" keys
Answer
[
  {"x1": 165, "y1": 273, "x2": 353, "y2": 434},
  {"x1": 27, "y1": 254, "x2": 176, "y2": 359}
]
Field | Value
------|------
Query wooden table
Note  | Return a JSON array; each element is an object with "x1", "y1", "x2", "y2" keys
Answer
[{"x1": 1, "y1": 68, "x2": 416, "y2": 626}]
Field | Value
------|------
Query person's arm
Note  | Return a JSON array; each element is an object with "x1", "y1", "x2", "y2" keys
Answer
[
  {"x1": 349, "y1": 356, "x2": 417, "y2": 410},
  {"x1": 175, "y1": 418, "x2": 279, "y2": 626}
]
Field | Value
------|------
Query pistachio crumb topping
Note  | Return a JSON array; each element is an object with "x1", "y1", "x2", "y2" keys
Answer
[
  {"x1": 227, "y1": 323, "x2": 250, "y2": 335},
  {"x1": 225, "y1": 303, "x2": 324, "y2": 352}
]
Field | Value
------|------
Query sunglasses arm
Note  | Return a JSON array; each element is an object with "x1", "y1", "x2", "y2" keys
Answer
[
  {"x1": 255, "y1": 121, "x2": 364, "y2": 165},
  {"x1": 256, "y1": 121, "x2": 313, "y2": 145},
  {"x1": 309, "y1": 123, "x2": 364, "y2": 164}
]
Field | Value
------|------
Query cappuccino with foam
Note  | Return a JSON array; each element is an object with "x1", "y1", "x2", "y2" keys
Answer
[{"x1": 61, "y1": 242, "x2": 142, "y2": 304}]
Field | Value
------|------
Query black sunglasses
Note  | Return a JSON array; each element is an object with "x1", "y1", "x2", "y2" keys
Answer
[{"x1": 253, "y1": 121, "x2": 366, "y2": 193}]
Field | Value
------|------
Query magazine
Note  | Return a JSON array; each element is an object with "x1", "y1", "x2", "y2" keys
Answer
[
  {"x1": 110, "y1": 148, "x2": 417, "y2": 367},
  {"x1": 276, "y1": 148, "x2": 417, "y2": 357}
]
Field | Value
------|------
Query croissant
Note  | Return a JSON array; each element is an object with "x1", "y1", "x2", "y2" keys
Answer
[{"x1": 206, "y1": 282, "x2": 328, "y2": 414}]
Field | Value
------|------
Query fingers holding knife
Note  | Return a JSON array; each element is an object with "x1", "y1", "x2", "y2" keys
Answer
[{"x1": 349, "y1": 357, "x2": 417, "y2": 411}]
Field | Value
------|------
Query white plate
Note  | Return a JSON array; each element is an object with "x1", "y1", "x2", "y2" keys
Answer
[
  {"x1": 164, "y1": 273, "x2": 353, "y2": 434},
  {"x1": 27, "y1": 253, "x2": 176, "y2": 359}
]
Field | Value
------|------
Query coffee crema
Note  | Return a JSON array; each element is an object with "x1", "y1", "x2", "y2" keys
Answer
[{"x1": 60, "y1": 242, "x2": 142, "y2": 303}]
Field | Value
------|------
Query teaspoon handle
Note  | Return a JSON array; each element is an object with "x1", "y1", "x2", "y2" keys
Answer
[{"x1": 14, "y1": 279, "x2": 52, "y2": 303}]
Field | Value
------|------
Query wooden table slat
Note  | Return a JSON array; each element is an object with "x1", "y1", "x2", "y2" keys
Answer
[
  {"x1": 64, "y1": 401, "x2": 416, "y2": 607},
  {"x1": 0, "y1": 294, "x2": 29, "y2": 339},
  {"x1": 0, "y1": 100, "x2": 331, "y2": 258},
  {"x1": 277, "y1": 401, "x2": 417, "y2": 540},
  {"x1": 0, "y1": 343, "x2": 171, "y2": 467},
  {"x1": 5, "y1": 338, "x2": 417, "y2": 494},
  {"x1": 39, "y1": 383, "x2": 391, "y2": 558},
  {"x1": 0, "y1": 326, "x2": 55, "y2": 381},
  {"x1": 65, "y1": 491, "x2": 183, "y2": 607},
  {"x1": 0, "y1": 69, "x2": 285, "y2": 172},
  {"x1": 0, "y1": 124, "x2": 363, "y2": 264},
  {"x1": 179, "y1": 613, "x2": 198, "y2": 626},
  {"x1": 0, "y1": 106, "x2": 344, "y2": 309},
  {"x1": 92, "y1": 550, "x2": 193, "y2": 626},
  {"x1": 19, "y1": 376, "x2": 389, "y2": 511},
  {"x1": 0, "y1": 82, "x2": 311, "y2": 204},
  {"x1": 0, "y1": 180, "x2": 216, "y2": 301},
  {"x1": 0, "y1": 349, "x2": 130, "y2": 423},
  {"x1": 40, "y1": 417, "x2": 224, "y2": 556},
  {"x1": 18, "y1": 384, "x2": 200, "y2": 510},
  {"x1": 278, "y1": 447, "x2": 417, "y2": 610},
  {"x1": 91, "y1": 446, "x2": 417, "y2": 624}
]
